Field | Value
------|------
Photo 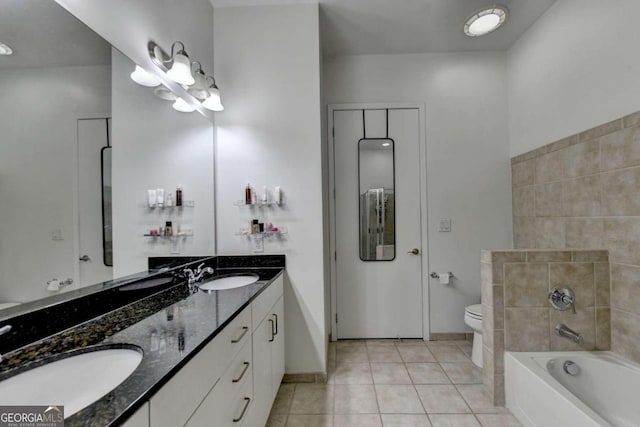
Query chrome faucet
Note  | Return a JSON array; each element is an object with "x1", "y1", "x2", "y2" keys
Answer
[
  {"x1": 549, "y1": 287, "x2": 576, "y2": 314},
  {"x1": 555, "y1": 323, "x2": 583, "y2": 344},
  {"x1": 0, "y1": 324, "x2": 12, "y2": 362},
  {"x1": 183, "y1": 263, "x2": 215, "y2": 290}
]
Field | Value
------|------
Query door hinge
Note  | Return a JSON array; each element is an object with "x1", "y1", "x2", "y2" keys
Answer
[
  {"x1": 333, "y1": 188, "x2": 336, "y2": 199},
  {"x1": 332, "y1": 127, "x2": 335, "y2": 138},
  {"x1": 334, "y1": 251, "x2": 337, "y2": 261},
  {"x1": 335, "y1": 313, "x2": 338, "y2": 323}
]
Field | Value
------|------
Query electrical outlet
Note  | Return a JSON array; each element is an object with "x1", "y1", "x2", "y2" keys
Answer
[{"x1": 439, "y1": 219, "x2": 451, "y2": 232}]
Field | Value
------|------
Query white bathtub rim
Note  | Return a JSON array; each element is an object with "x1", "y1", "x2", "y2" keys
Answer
[{"x1": 505, "y1": 351, "x2": 624, "y2": 427}]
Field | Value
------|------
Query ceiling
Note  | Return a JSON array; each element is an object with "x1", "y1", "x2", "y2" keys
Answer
[
  {"x1": 0, "y1": 0, "x2": 111, "y2": 69},
  {"x1": 210, "y1": 0, "x2": 557, "y2": 56}
]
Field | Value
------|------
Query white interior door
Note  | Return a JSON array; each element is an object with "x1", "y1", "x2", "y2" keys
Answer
[
  {"x1": 78, "y1": 118, "x2": 113, "y2": 286},
  {"x1": 334, "y1": 108, "x2": 423, "y2": 339}
]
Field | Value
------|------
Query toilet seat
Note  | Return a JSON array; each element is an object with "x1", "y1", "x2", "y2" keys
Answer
[{"x1": 465, "y1": 304, "x2": 482, "y2": 320}]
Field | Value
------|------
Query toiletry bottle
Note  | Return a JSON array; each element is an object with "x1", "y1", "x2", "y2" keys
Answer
[
  {"x1": 252, "y1": 187, "x2": 258, "y2": 205},
  {"x1": 165, "y1": 221, "x2": 173, "y2": 236},
  {"x1": 148, "y1": 189, "x2": 157, "y2": 208},
  {"x1": 157, "y1": 188, "x2": 165, "y2": 207},
  {"x1": 166, "y1": 193, "x2": 174, "y2": 207},
  {"x1": 262, "y1": 186, "x2": 268, "y2": 204},
  {"x1": 245, "y1": 184, "x2": 252, "y2": 205},
  {"x1": 275, "y1": 186, "x2": 282, "y2": 205},
  {"x1": 176, "y1": 185, "x2": 183, "y2": 207},
  {"x1": 252, "y1": 219, "x2": 259, "y2": 234}
]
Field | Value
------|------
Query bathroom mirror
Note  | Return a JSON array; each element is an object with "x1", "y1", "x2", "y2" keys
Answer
[
  {"x1": 358, "y1": 138, "x2": 396, "y2": 261},
  {"x1": 0, "y1": 0, "x2": 215, "y2": 312},
  {"x1": 101, "y1": 144, "x2": 113, "y2": 267}
]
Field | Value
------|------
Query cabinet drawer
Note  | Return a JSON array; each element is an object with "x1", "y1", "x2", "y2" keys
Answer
[
  {"x1": 186, "y1": 344, "x2": 254, "y2": 427},
  {"x1": 149, "y1": 306, "x2": 251, "y2": 427},
  {"x1": 251, "y1": 275, "x2": 283, "y2": 330}
]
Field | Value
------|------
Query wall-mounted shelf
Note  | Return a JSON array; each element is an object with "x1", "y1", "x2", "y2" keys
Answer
[
  {"x1": 145, "y1": 200, "x2": 195, "y2": 209},
  {"x1": 143, "y1": 233, "x2": 193, "y2": 238},
  {"x1": 233, "y1": 200, "x2": 285, "y2": 208},
  {"x1": 235, "y1": 230, "x2": 287, "y2": 237}
]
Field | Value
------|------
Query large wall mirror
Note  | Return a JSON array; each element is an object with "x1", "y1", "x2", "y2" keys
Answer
[
  {"x1": 358, "y1": 138, "x2": 395, "y2": 261},
  {"x1": 0, "y1": 0, "x2": 215, "y2": 312}
]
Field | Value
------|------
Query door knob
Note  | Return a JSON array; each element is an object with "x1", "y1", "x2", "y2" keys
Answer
[
  {"x1": 79, "y1": 255, "x2": 91, "y2": 262},
  {"x1": 407, "y1": 248, "x2": 420, "y2": 255}
]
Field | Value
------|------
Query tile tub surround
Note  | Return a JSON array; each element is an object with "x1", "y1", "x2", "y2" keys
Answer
[
  {"x1": 480, "y1": 249, "x2": 610, "y2": 405},
  {"x1": 0, "y1": 256, "x2": 285, "y2": 426},
  {"x1": 511, "y1": 110, "x2": 640, "y2": 365},
  {"x1": 266, "y1": 340, "x2": 522, "y2": 427}
]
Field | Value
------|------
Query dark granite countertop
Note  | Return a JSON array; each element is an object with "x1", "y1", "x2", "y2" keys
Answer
[{"x1": 0, "y1": 263, "x2": 284, "y2": 427}]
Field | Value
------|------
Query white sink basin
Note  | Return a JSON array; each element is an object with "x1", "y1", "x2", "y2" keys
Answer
[
  {"x1": 0, "y1": 346, "x2": 142, "y2": 418},
  {"x1": 198, "y1": 274, "x2": 260, "y2": 291}
]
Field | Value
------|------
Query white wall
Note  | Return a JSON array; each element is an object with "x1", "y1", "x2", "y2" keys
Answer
[
  {"x1": 324, "y1": 53, "x2": 512, "y2": 333},
  {"x1": 111, "y1": 49, "x2": 215, "y2": 277},
  {"x1": 0, "y1": 65, "x2": 110, "y2": 303},
  {"x1": 214, "y1": 4, "x2": 326, "y2": 374},
  {"x1": 508, "y1": 0, "x2": 640, "y2": 156}
]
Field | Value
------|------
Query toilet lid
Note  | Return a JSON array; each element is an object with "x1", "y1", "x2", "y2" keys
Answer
[{"x1": 465, "y1": 304, "x2": 482, "y2": 319}]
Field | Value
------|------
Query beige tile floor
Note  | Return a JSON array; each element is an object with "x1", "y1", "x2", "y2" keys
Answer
[{"x1": 267, "y1": 339, "x2": 522, "y2": 427}]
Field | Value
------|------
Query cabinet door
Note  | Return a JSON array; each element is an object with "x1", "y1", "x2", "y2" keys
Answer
[
  {"x1": 247, "y1": 316, "x2": 274, "y2": 426},
  {"x1": 270, "y1": 296, "x2": 285, "y2": 398},
  {"x1": 121, "y1": 402, "x2": 149, "y2": 427}
]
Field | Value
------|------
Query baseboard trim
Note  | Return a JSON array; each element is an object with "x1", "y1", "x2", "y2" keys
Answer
[
  {"x1": 429, "y1": 332, "x2": 473, "y2": 342},
  {"x1": 282, "y1": 372, "x2": 327, "y2": 384}
]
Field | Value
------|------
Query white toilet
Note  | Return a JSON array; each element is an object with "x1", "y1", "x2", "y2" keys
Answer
[{"x1": 464, "y1": 304, "x2": 483, "y2": 368}]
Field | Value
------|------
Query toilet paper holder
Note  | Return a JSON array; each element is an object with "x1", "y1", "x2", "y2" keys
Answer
[{"x1": 430, "y1": 272, "x2": 454, "y2": 279}]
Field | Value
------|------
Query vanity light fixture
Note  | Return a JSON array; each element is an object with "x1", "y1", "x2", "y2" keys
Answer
[
  {"x1": 202, "y1": 77, "x2": 224, "y2": 111},
  {"x1": 148, "y1": 40, "x2": 224, "y2": 114},
  {"x1": 0, "y1": 42, "x2": 13, "y2": 55},
  {"x1": 164, "y1": 41, "x2": 195, "y2": 85},
  {"x1": 153, "y1": 85, "x2": 177, "y2": 101},
  {"x1": 187, "y1": 62, "x2": 209, "y2": 101},
  {"x1": 130, "y1": 65, "x2": 161, "y2": 87},
  {"x1": 172, "y1": 97, "x2": 196, "y2": 113},
  {"x1": 464, "y1": 5, "x2": 508, "y2": 37}
]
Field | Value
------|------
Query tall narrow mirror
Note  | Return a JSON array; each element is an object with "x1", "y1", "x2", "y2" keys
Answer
[{"x1": 358, "y1": 138, "x2": 395, "y2": 261}]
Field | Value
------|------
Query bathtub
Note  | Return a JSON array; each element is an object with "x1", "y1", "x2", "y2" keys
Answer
[{"x1": 505, "y1": 351, "x2": 640, "y2": 427}]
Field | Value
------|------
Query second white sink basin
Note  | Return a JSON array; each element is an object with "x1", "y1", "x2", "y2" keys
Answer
[
  {"x1": 198, "y1": 274, "x2": 260, "y2": 291},
  {"x1": 0, "y1": 346, "x2": 142, "y2": 418}
]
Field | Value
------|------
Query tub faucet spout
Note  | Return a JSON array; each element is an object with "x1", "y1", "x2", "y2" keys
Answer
[{"x1": 555, "y1": 323, "x2": 583, "y2": 344}]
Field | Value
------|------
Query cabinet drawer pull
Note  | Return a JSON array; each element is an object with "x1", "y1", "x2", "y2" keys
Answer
[
  {"x1": 268, "y1": 319, "x2": 275, "y2": 342},
  {"x1": 231, "y1": 326, "x2": 249, "y2": 343},
  {"x1": 232, "y1": 362, "x2": 250, "y2": 383},
  {"x1": 233, "y1": 397, "x2": 251, "y2": 423},
  {"x1": 272, "y1": 313, "x2": 278, "y2": 335}
]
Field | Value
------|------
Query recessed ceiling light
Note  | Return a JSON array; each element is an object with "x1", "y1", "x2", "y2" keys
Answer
[
  {"x1": 382, "y1": 142, "x2": 391, "y2": 147},
  {"x1": 464, "y1": 5, "x2": 508, "y2": 37},
  {"x1": 0, "y1": 42, "x2": 14, "y2": 56}
]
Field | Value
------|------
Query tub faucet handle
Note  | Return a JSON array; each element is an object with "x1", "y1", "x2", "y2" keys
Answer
[{"x1": 549, "y1": 287, "x2": 576, "y2": 314}]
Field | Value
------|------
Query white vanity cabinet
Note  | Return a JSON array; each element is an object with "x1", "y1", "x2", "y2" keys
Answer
[
  {"x1": 121, "y1": 402, "x2": 149, "y2": 427},
  {"x1": 245, "y1": 277, "x2": 285, "y2": 426},
  {"x1": 148, "y1": 306, "x2": 252, "y2": 427},
  {"x1": 130, "y1": 274, "x2": 284, "y2": 427}
]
